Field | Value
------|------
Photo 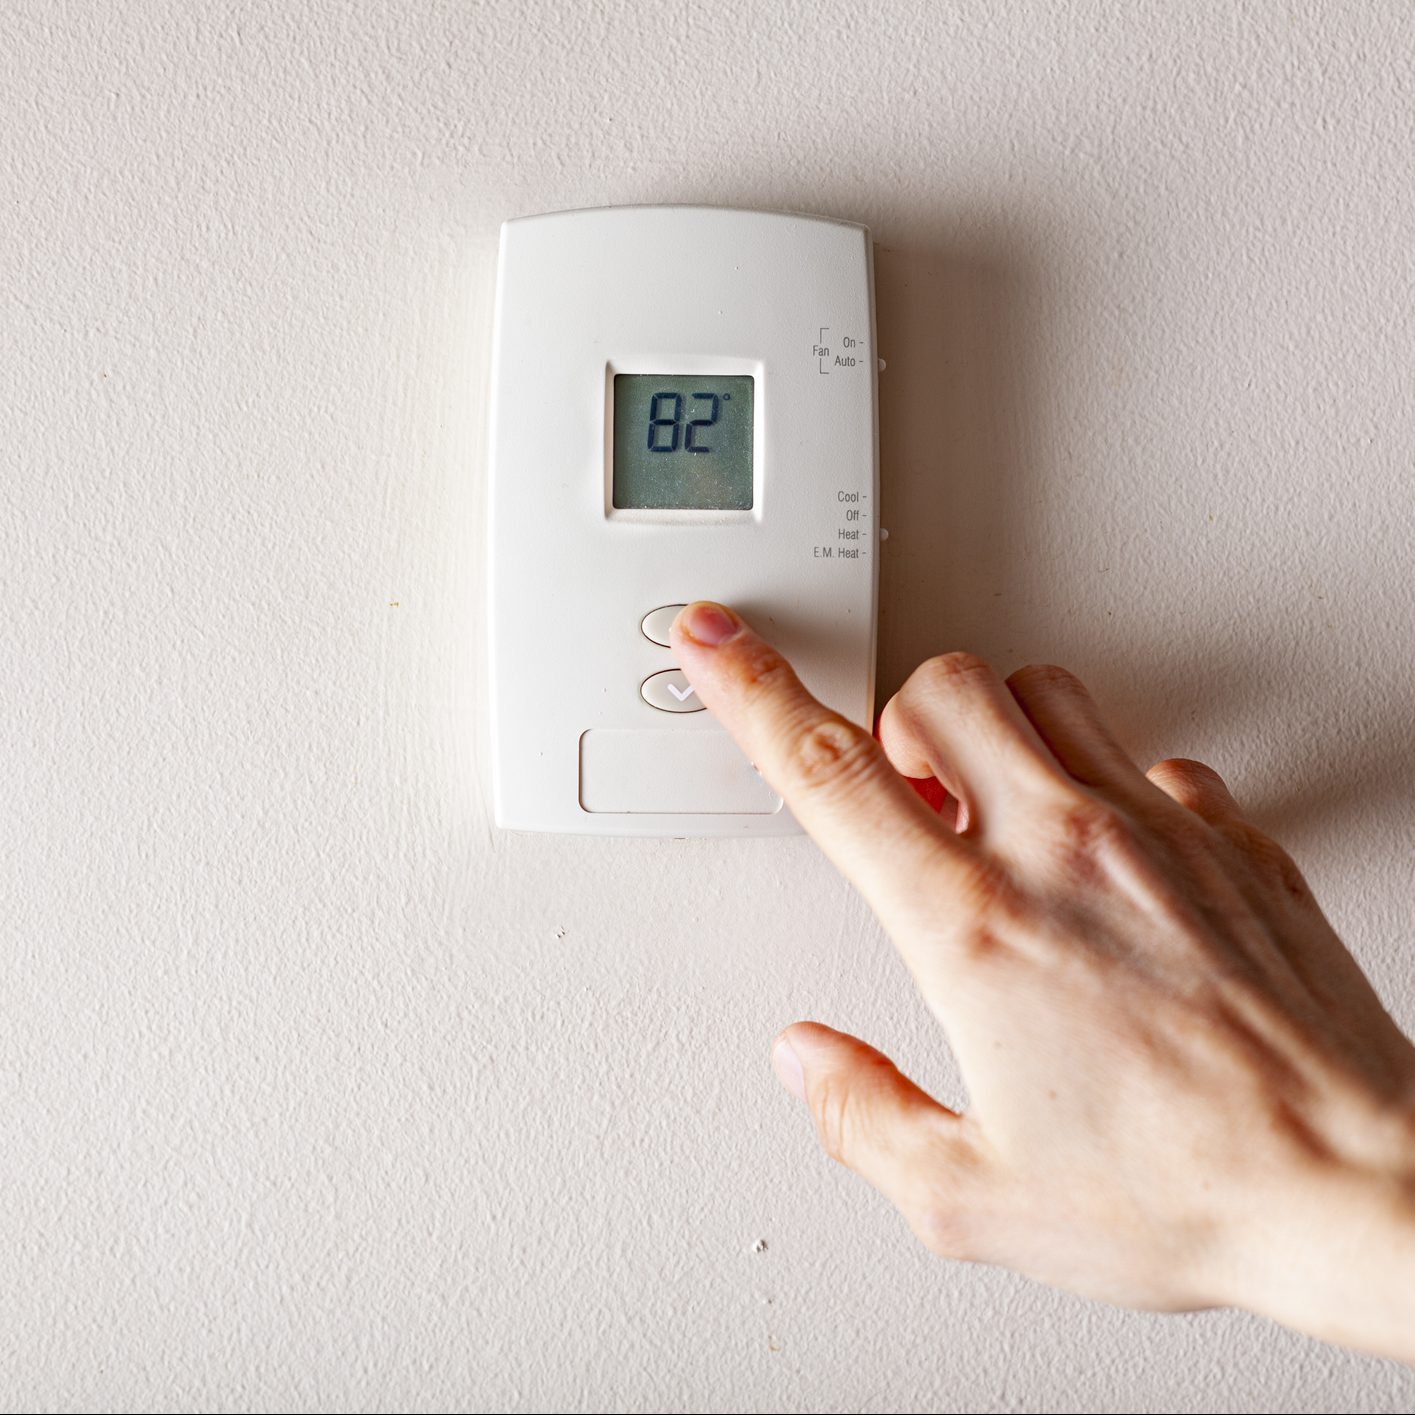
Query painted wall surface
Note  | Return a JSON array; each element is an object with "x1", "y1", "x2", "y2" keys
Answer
[{"x1": 6, "y1": 2, "x2": 1415, "y2": 1410}]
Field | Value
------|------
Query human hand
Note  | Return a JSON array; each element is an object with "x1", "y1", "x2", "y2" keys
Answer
[{"x1": 670, "y1": 601, "x2": 1415, "y2": 1361}]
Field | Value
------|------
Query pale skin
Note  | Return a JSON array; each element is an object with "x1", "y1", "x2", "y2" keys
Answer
[{"x1": 669, "y1": 600, "x2": 1415, "y2": 1363}]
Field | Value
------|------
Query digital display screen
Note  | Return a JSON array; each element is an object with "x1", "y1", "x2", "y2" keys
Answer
[{"x1": 612, "y1": 375, "x2": 754, "y2": 510}]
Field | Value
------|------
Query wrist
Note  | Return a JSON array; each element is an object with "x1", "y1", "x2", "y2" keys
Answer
[{"x1": 1214, "y1": 1093, "x2": 1415, "y2": 1359}]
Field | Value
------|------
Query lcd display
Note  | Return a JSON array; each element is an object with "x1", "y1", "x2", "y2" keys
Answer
[{"x1": 612, "y1": 375, "x2": 754, "y2": 510}]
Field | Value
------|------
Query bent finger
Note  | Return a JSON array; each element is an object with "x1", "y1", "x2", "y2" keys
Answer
[
  {"x1": 1145, "y1": 757, "x2": 1245, "y2": 825},
  {"x1": 1005, "y1": 663, "x2": 1158, "y2": 805},
  {"x1": 877, "y1": 652, "x2": 1069, "y2": 836}
]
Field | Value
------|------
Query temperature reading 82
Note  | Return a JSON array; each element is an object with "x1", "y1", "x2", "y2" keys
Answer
[
  {"x1": 610, "y1": 374, "x2": 753, "y2": 510},
  {"x1": 647, "y1": 390, "x2": 732, "y2": 454}
]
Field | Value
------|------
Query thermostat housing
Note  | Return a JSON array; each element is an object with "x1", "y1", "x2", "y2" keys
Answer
[{"x1": 487, "y1": 205, "x2": 878, "y2": 835}]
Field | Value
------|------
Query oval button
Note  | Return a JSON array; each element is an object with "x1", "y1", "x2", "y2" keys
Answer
[
  {"x1": 640, "y1": 604, "x2": 687, "y2": 646},
  {"x1": 640, "y1": 668, "x2": 704, "y2": 713}
]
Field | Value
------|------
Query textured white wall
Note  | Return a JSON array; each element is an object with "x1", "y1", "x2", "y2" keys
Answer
[{"x1": 5, "y1": 1, "x2": 1415, "y2": 1409}]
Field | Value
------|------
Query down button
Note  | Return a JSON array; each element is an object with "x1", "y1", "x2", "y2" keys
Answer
[{"x1": 640, "y1": 669, "x2": 704, "y2": 713}]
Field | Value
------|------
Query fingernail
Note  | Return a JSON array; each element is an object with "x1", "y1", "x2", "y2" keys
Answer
[
  {"x1": 771, "y1": 1035, "x2": 807, "y2": 1104},
  {"x1": 675, "y1": 601, "x2": 741, "y2": 647}
]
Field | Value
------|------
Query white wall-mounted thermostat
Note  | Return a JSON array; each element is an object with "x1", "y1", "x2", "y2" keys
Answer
[{"x1": 487, "y1": 205, "x2": 878, "y2": 836}]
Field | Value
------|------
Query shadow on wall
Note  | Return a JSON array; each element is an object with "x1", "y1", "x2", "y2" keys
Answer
[
  {"x1": 869, "y1": 239, "x2": 1414, "y2": 858},
  {"x1": 872, "y1": 241, "x2": 1030, "y2": 696}
]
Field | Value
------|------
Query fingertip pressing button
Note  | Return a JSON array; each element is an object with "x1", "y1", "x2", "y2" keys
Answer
[
  {"x1": 641, "y1": 604, "x2": 688, "y2": 646},
  {"x1": 641, "y1": 668, "x2": 704, "y2": 712}
]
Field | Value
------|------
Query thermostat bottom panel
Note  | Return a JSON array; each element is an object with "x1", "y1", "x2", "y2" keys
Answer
[{"x1": 579, "y1": 729, "x2": 783, "y2": 816}]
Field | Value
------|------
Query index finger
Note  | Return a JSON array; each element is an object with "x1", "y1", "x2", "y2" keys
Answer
[{"x1": 670, "y1": 601, "x2": 981, "y2": 939}]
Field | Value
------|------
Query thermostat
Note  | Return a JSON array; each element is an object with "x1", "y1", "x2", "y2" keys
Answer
[{"x1": 487, "y1": 205, "x2": 879, "y2": 836}]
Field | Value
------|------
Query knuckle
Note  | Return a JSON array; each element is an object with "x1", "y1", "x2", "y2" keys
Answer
[
  {"x1": 1223, "y1": 822, "x2": 1308, "y2": 899},
  {"x1": 783, "y1": 715, "x2": 880, "y2": 796},
  {"x1": 946, "y1": 876, "x2": 1029, "y2": 965},
  {"x1": 905, "y1": 1121, "x2": 988, "y2": 1261},
  {"x1": 912, "y1": 651, "x2": 996, "y2": 695},
  {"x1": 953, "y1": 921, "x2": 1008, "y2": 966},
  {"x1": 905, "y1": 650, "x2": 996, "y2": 707},
  {"x1": 1056, "y1": 796, "x2": 1133, "y2": 853},
  {"x1": 810, "y1": 1073, "x2": 856, "y2": 1167},
  {"x1": 909, "y1": 1190, "x2": 978, "y2": 1262},
  {"x1": 1221, "y1": 818, "x2": 1276, "y2": 860},
  {"x1": 928, "y1": 858, "x2": 1023, "y2": 956},
  {"x1": 1146, "y1": 756, "x2": 1222, "y2": 788},
  {"x1": 732, "y1": 639, "x2": 796, "y2": 700},
  {"x1": 1043, "y1": 796, "x2": 1147, "y2": 884},
  {"x1": 1006, "y1": 662, "x2": 1083, "y2": 697}
]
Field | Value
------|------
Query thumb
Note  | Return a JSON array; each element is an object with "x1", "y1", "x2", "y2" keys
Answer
[{"x1": 772, "y1": 1022, "x2": 985, "y2": 1256}]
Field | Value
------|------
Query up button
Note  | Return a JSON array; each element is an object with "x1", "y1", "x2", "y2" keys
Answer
[{"x1": 640, "y1": 604, "x2": 687, "y2": 646}]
